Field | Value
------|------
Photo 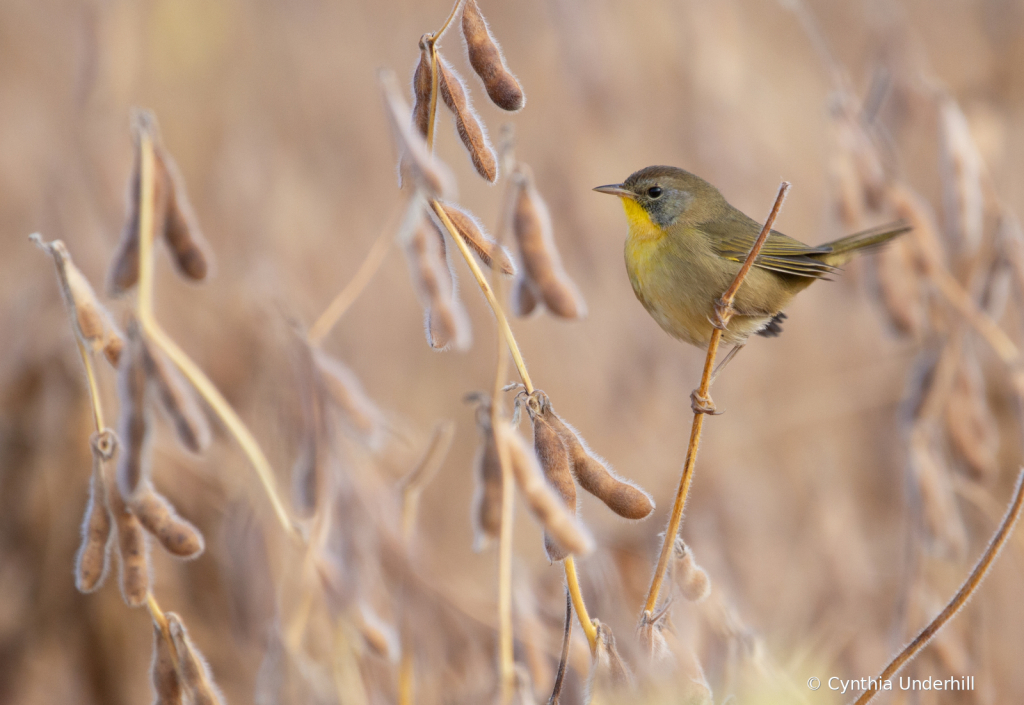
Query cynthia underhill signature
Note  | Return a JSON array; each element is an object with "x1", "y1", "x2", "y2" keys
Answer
[{"x1": 805, "y1": 676, "x2": 975, "y2": 693}]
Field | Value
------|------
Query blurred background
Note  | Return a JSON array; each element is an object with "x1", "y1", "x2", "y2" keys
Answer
[{"x1": 2, "y1": 0, "x2": 1023, "y2": 703}]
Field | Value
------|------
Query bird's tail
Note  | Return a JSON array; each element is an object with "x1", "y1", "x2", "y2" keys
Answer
[{"x1": 818, "y1": 221, "x2": 911, "y2": 266}]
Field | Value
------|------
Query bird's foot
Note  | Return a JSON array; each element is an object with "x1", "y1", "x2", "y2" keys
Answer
[
  {"x1": 709, "y1": 298, "x2": 733, "y2": 331},
  {"x1": 690, "y1": 389, "x2": 722, "y2": 415}
]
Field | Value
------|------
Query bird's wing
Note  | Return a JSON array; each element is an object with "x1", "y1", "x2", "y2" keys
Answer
[{"x1": 705, "y1": 212, "x2": 839, "y2": 279}]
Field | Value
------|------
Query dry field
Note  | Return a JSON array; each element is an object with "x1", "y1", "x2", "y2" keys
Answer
[{"x1": 2, "y1": 1, "x2": 1023, "y2": 703}]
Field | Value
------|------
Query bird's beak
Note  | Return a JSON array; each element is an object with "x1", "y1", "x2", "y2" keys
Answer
[{"x1": 593, "y1": 184, "x2": 636, "y2": 200}]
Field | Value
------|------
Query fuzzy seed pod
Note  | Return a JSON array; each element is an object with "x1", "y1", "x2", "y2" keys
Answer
[
  {"x1": 103, "y1": 333, "x2": 125, "y2": 367},
  {"x1": 461, "y1": 0, "x2": 525, "y2": 112},
  {"x1": 526, "y1": 394, "x2": 576, "y2": 562},
  {"x1": 130, "y1": 483, "x2": 205, "y2": 559},
  {"x1": 75, "y1": 434, "x2": 116, "y2": 593},
  {"x1": 411, "y1": 37, "x2": 433, "y2": 138},
  {"x1": 537, "y1": 394, "x2": 654, "y2": 520},
  {"x1": 313, "y1": 349, "x2": 386, "y2": 445},
  {"x1": 512, "y1": 166, "x2": 586, "y2": 319},
  {"x1": 109, "y1": 112, "x2": 210, "y2": 292},
  {"x1": 938, "y1": 97, "x2": 984, "y2": 257},
  {"x1": 471, "y1": 412, "x2": 503, "y2": 551},
  {"x1": 380, "y1": 69, "x2": 454, "y2": 199},
  {"x1": 140, "y1": 338, "x2": 211, "y2": 454},
  {"x1": 636, "y1": 613, "x2": 670, "y2": 662},
  {"x1": 673, "y1": 540, "x2": 711, "y2": 602},
  {"x1": 116, "y1": 324, "x2": 151, "y2": 502},
  {"x1": 107, "y1": 475, "x2": 151, "y2": 607},
  {"x1": 502, "y1": 425, "x2": 593, "y2": 557},
  {"x1": 159, "y1": 148, "x2": 211, "y2": 282},
  {"x1": 436, "y1": 201, "x2": 515, "y2": 275},
  {"x1": 436, "y1": 56, "x2": 498, "y2": 182},
  {"x1": 151, "y1": 624, "x2": 183, "y2": 705},
  {"x1": 32, "y1": 236, "x2": 124, "y2": 365},
  {"x1": 168, "y1": 613, "x2": 226, "y2": 705},
  {"x1": 108, "y1": 115, "x2": 170, "y2": 295},
  {"x1": 586, "y1": 619, "x2": 634, "y2": 700},
  {"x1": 403, "y1": 210, "x2": 472, "y2": 351},
  {"x1": 511, "y1": 274, "x2": 540, "y2": 317}
]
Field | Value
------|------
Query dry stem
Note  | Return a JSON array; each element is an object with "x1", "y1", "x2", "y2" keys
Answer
[
  {"x1": 133, "y1": 133, "x2": 299, "y2": 541},
  {"x1": 492, "y1": 266, "x2": 516, "y2": 700},
  {"x1": 431, "y1": 196, "x2": 599, "y2": 651},
  {"x1": 641, "y1": 182, "x2": 791, "y2": 619},
  {"x1": 418, "y1": 11, "x2": 594, "y2": 655},
  {"x1": 398, "y1": 649, "x2": 415, "y2": 705},
  {"x1": 309, "y1": 226, "x2": 394, "y2": 344},
  {"x1": 400, "y1": 421, "x2": 456, "y2": 539},
  {"x1": 75, "y1": 337, "x2": 106, "y2": 432},
  {"x1": 429, "y1": 200, "x2": 534, "y2": 392},
  {"x1": 851, "y1": 469, "x2": 1024, "y2": 705}
]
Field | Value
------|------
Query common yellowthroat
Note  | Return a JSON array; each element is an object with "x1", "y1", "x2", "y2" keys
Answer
[{"x1": 595, "y1": 166, "x2": 909, "y2": 349}]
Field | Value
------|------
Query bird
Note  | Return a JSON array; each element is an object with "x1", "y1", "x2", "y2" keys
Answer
[{"x1": 595, "y1": 165, "x2": 908, "y2": 350}]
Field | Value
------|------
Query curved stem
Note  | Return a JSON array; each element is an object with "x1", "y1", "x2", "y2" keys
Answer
[
  {"x1": 563, "y1": 556, "x2": 597, "y2": 651},
  {"x1": 641, "y1": 182, "x2": 790, "y2": 620},
  {"x1": 309, "y1": 227, "x2": 394, "y2": 345},
  {"x1": 141, "y1": 318, "x2": 299, "y2": 540},
  {"x1": 548, "y1": 590, "x2": 572, "y2": 705},
  {"x1": 851, "y1": 470, "x2": 1024, "y2": 705},
  {"x1": 431, "y1": 0, "x2": 464, "y2": 44},
  {"x1": 133, "y1": 123, "x2": 297, "y2": 542}
]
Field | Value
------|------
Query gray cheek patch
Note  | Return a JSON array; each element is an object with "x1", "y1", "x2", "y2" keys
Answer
[{"x1": 649, "y1": 190, "x2": 691, "y2": 228}]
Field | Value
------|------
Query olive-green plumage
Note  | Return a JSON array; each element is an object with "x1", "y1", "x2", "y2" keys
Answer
[{"x1": 595, "y1": 165, "x2": 909, "y2": 348}]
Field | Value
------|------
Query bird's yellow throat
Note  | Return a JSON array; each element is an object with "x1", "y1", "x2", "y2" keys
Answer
[
  {"x1": 621, "y1": 196, "x2": 667, "y2": 271},
  {"x1": 621, "y1": 197, "x2": 664, "y2": 241}
]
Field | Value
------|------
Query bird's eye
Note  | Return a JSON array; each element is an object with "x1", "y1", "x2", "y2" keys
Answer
[{"x1": 647, "y1": 186, "x2": 663, "y2": 198}]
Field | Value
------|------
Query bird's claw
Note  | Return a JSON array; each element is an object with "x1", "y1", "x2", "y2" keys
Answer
[
  {"x1": 690, "y1": 390, "x2": 722, "y2": 415},
  {"x1": 709, "y1": 299, "x2": 732, "y2": 331}
]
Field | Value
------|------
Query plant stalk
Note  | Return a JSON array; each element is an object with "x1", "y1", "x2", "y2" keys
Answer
[{"x1": 641, "y1": 182, "x2": 791, "y2": 618}]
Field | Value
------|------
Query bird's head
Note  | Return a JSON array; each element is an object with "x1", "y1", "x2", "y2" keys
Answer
[{"x1": 594, "y1": 165, "x2": 725, "y2": 231}]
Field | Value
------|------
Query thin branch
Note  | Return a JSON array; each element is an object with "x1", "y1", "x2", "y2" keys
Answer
[
  {"x1": 137, "y1": 133, "x2": 157, "y2": 319},
  {"x1": 492, "y1": 256, "x2": 516, "y2": 702},
  {"x1": 852, "y1": 469, "x2": 1024, "y2": 705},
  {"x1": 563, "y1": 554, "x2": 597, "y2": 651},
  {"x1": 431, "y1": 0, "x2": 464, "y2": 44},
  {"x1": 75, "y1": 337, "x2": 106, "y2": 432},
  {"x1": 429, "y1": 199, "x2": 534, "y2": 392},
  {"x1": 641, "y1": 182, "x2": 791, "y2": 618},
  {"x1": 547, "y1": 590, "x2": 572, "y2": 705},
  {"x1": 133, "y1": 125, "x2": 298, "y2": 542},
  {"x1": 142, "y1": 319, "x2": 300, "y2": 540},
  {"x1": 429, "y1": 196, "x2": 596, "y2": 653},
  {"x1": 309, "y1": 227, "x2": 394, "y2": 345},
  {"x1": 400, "y1": 421, "x2": 456, "y2": 540}
]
